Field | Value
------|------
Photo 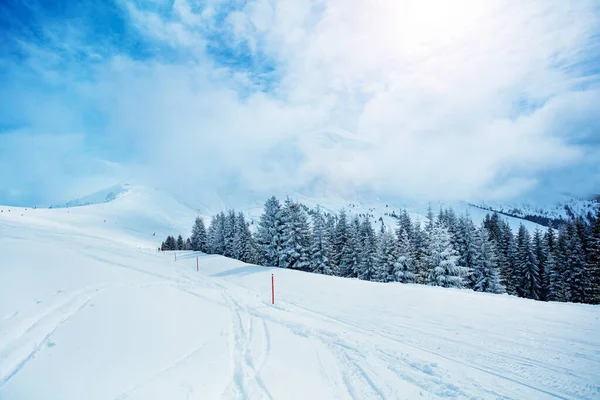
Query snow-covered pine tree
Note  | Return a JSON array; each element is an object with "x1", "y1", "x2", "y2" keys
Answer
[
  {"x1": 164, "y1": 235, "x2": 176, "y2": 250},
  {"x1": 587, "y1": 208, "x2": 600, "y2": 304},
  {"x1": 325, "y1": 212, "x2": 338, "y2": 275},
  {"x1": 223, "y1": 210, "x2": 236, "y2": 258},
  {"x1": 564, "y1": 221, "x2": 589, "y2": 303},
  {"x1": 256, "y1": 196, "x2": 283, "y2": 267},
  {"x1": 309, "y1": 206, "x2": 333, "y2": 275},
  {"x1": 394, "y1": 227, "x2": 415, "y2": 283},
  {"x1": 176, "y1": 235, "x2": 185, "y2": 251},
  {"x1": 455, "y1": 213, "x2": 478, "y2": 289},
  {"x1": 279, "y1": 198, "x2": 311, "y2": 270},
  {"x1": 339, "y1": 216, "x2": 361, "y2": 278},
  {"x1": 544, "y1": 225, "x2": 562, "y2": 302},
  {"x1": 483, "y1": 212, "x2": 503, "y2": 245},
  {"x1": 427, "y1": 223, "x2": 464, "y2": 288},
  {"x1": 206, "y1": 216, "x2": 218, "y2": 254},
  {"x1": 190, "y1": 216, "x2": 208, "y2": 252},
  {"x1": 516, "y1": 224, "x2": 541, "y2": 300},
  {"x1": 472, "y1": 228, "x2": 504, "y2": 293},
  {"x1": 374, "y1": 230, "x2": 397, "y2": 282},
  {"x1": 357, "y1": 217, "x2": 377, "y2": 281},
  {"x1": 498, "y1": 221, "x2": 518, "y2": 295},
  {"x1": 426, "y1": 203, "x2": 435, "y2": 232},
  {"x1": 332, "y1": 209, "x2": 349, "y2": 275},
  {"x1": 396, "y1": 209, "x2": 413, "y2": 242},
  {"x1": 532, "y1": 228, "x2": 548, "y2": 300},
  {"x1": 233, "y1": 211, "x2": 247, "y2": 261},
  {"x1": 411, "y1": 220, "x2": 429, "y2": 284},
  {"x1": 185, "y1": 238, "x2": 192, "y2": 250}
]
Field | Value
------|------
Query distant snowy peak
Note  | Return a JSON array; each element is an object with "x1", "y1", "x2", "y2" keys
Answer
[
  {"x1": 471, "y1": 195, "x2": 599, "y2": 227},
  {"x1": 52, "y1": 184, "x2": 130, "y2": 208}
]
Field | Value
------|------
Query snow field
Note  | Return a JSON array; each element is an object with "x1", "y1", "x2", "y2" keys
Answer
[{"x1": 1, "y1": 192, "x2": 600, "y2": 399}]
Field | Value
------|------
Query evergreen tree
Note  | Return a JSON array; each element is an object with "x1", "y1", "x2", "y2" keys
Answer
[
  {"x1": 396, "y1": 209, "x2": 413, "y2": 242},
  {"x1": 394, "y1": 228, "x2": 415, "y2": 283},
  {"x1": 333, "y1": 209, "x2": 350, "y2": 274},
  {"x1": 498, "y1": 222, "x2": 518, "y2": 295},
  {"x1": 233, "y1": 212, "x2": 247, "y2": 261},
  {"x1": 427, "y1": 224, "x2": 464, "y2": 288},
  {"x1": 357, "y1": 217, "x2": 377, "y2": 281},
  {"x1": 455, "y1": 213, "x2": 478, "y2": 289},
  {"x1": 279, "y1": 198, "x2": 311, "y2": 270},
  {"x1": 587, "y1": 208, "x2": 600, "y2": 304},
  {"x1": 256, "y1": 196, "x2": 283, "y2": 267},
  {"x1": 516, "y1": 225, "x2": 541, "y2": 300},
  {"x1": 374, "y1": 230, "x2": 397, "y2": 282},
  {"x1": 223, "y1": 210, "x2": 237, "y2": 258},
  {"x1": 339, "y1": 216, "x2": 361, "y2": 278},
  {"x1": 234, "y1": 212, "x2": 258, "y2": 264},
  {"x1": 164, "y1": 235, "x2": 176, "y2": 250},
  {"x1": 412, "y1": 220, "x2": 429, "y2": 284},
  {"x1": 176, "y1": 235, "x2": 185, "y2": 251},
  {"x1": 544, "y1": 226, "x2": 562, "y2": 301},
  {"x1": 426, "y1": 204, "x2": 435, "y2": 232},
  {"x1": 532, "y1": 228, "x2": 548, "y2": 300},
  {"x1": 190, "y1": 216, "x2": 208, "y2": 252},
  {"x1": 309, "y1": 206, "x2": 333, "y2": 275},
  {"x1": 185, "y1": 238, "x2": 192, "y2": 250},
  {"x1": 325, "y1": 213, "x2": 338, "y2": 275},
  {"x1": 564, "y1": 221, "x2": 589, "y2": 303},
  {"x1": 472, "y1": 228, "x2": 504, "y2": 293}
]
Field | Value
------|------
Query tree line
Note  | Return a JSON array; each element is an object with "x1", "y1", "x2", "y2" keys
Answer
[{"x1": 164, "y1": 196, "x2": 600, "y2": 304}]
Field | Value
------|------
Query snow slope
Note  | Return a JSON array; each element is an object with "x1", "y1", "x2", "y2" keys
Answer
[{"x1": 2, "y1": 189, "x2": 600, "y2": 399}]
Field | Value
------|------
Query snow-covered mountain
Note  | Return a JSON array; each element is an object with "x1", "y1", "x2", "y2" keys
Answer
[
  {"x1": 1, "y1": 182, "x2": 599, "y2": 399},
  {"x1": 32, "y1": 183, "x2": 559, "y2": 239},
  {"x1": 471, "y1": 194, "x2": 599, "y2": 228}
]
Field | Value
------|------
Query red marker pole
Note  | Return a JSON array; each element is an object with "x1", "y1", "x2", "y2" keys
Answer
[
  {"x1": 196, "y1": 257, "x2": 199, "y2": 272},
  {"x1": 271, "y1": 274, "x2": 275, "y2": 305},
  {"x1": 174, "y1": 253, "x2": 177, "y2": 262}
]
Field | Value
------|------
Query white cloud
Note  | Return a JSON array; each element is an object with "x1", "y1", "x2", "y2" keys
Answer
[{"x1": 3, "y1": 0, "x2": 599, "y2": 205}]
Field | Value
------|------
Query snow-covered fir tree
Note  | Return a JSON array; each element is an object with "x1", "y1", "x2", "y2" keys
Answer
[
  {"x1": 339, "y1": 216, "x2": 361, "y2": 278},
  {"x1": 455, "y1": 213, "x2": 479, "y2": 289},
  {"x1": 564, "y1": 221, "x2": 589, "y2": 303},
  {"x1": 190, "y1": 216, "x2": 207, "y2": 252},
  {"x1": 498, "y1": 221, "x2": 518, "y2": 296},
  {"x1": 374, "y1": 230, "x2": 397, "y2": 282},
  {"x1": 396, "y1": 209, "x2": 413, "y2": 242},
  {"x1": 411, "y1": 220, "x2": 429, "y2": 284},
  {"x1": 394, "y1": 227, "x2": 415, "y2": 283},
  {"x1": 587, "y1": 208, "x2": 600, "y2": 304},
  {"x1": 279, "y1": 198, "x2": 311, "y2": 270},
  {"x1": 516, "y1": 224, "x2": 541, "y2": 300},
  {"x1": 256, "y1": 196, "x2": 283, "y2": 267},
  {"x1": 223, "y1": 210, "x2": 236, "y2": 258},
  {"x1": 543, "y1": 226, "x2": 562, "y2": 301},
  {"x1": 309, "y1": 206, "x2": 333, "y2": 275},
  {"x1": 532, "y1": 228, "x2": 548, "y2": 300},
  {"x1": 332, "y1": 209, "x2": 349, "y2": 274},
  {"x1": 176, "y1": 235, "x2": 185, "y2": 251},
  {"x1": 357, "y1": 217, "x2": 377, "y2": 281},
  {"x1": 427, "y1": 223, "x2": 464, "y2": 288},
  {"x1": 471, "y1": 228, "x2": 504, "y2": 293}
]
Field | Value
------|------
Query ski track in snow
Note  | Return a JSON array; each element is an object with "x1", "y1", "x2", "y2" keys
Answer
[{"x1": 0, "y1": 286, "x2": 106, "y2": 387}]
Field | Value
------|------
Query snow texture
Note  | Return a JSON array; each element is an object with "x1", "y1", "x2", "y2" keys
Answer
[{"x1": 1, "y1": 186, "x2": 600, "y2": 399}]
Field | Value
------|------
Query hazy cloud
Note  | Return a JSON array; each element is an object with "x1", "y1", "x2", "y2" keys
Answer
[{"x1": 0, "y1": 0, "x2": 599, "y2": 205}]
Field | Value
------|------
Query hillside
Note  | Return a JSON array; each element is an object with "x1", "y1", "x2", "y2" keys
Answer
[{"x1": 1, "y1": 187, "x2": 599, "y2": 399}]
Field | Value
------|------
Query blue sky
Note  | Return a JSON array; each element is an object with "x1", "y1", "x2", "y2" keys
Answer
[{"x1": 1, "y1": 0, "x2": 599, "y2": 206}]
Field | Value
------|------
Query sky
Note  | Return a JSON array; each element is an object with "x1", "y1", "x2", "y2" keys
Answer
[{"x1": 1, "y1": 0, "x2": 599, "y2": 206}]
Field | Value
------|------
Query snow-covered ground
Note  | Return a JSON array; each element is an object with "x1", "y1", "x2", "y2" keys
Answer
[{"x1": 1, "y1": 188, "x2": 599, "y2": 399}]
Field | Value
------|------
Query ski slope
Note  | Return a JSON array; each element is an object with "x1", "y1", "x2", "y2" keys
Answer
[{"x1": 1, "y1": 191, "x2": 600, "y2": 399}]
